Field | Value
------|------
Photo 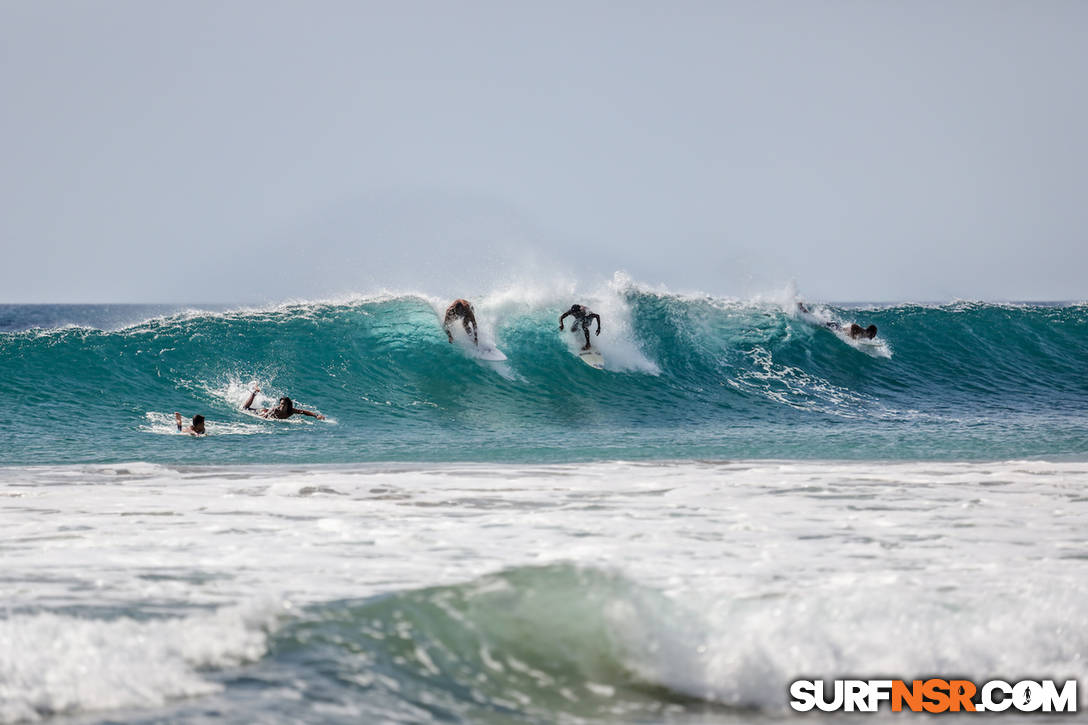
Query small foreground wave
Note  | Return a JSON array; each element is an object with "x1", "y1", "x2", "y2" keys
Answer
[
  {"x1": 271, "y1": 564, "x2": 727, "y2": 722},
  {"x1": 0, "y1": 602, "x2": 278, "y2": 724}
]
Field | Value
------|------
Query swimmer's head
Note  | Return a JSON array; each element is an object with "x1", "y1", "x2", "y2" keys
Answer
[
  {"x1": 273, "y1": 397, "x2": 293, "y2": 418},
  {"x1": 866, "y1": 325, "x2": 878, "y2": 339},
  {"x1": 192, "y1": 415, "x2": 206, "y2": 434}
]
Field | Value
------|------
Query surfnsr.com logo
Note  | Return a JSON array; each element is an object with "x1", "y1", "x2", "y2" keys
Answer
[{"x1": 789, "y1": 679, "x2": 1077, "y2": 713}]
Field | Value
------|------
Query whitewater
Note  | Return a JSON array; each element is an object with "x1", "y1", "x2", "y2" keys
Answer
[{"x1": 2, "y1": 277, "x2": 1087, "y2": 723}]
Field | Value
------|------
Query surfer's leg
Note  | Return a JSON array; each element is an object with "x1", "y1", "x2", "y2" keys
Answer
[{"x1": 582, "y1": 326, "x2": 591, "y2": 349}]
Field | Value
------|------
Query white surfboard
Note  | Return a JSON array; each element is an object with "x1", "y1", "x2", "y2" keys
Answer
[
  {"x1": 847, "y1": 336, "x2": 891, "y2": 358},
  {"x1": 578, "y1": 349, "x2": 604, "y2": 369},
  {"x1": 800, "y1": 308, "x2": 887, "y2": 355},
  {"x1": 472, "y1": 344, "x2": 507, "y2": 361},
  {"x1": 448, "y1": 324, "x2": 506, "y2": 361}
]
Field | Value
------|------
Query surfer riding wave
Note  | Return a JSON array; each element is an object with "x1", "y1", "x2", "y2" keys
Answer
[
  {"x1": 443, "y1": 299, "x2": 478, "y2": 346},
  {"x1": 559, "y1": 304, "x2": 601, "y2": 351}
]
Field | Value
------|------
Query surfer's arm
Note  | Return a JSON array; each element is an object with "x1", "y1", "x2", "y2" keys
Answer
[
  {"x1": 589, "y1": 313, "x2": 601, "y2": 335},
  {"x1": 293, "y1": 407, "x2": 325, "y2": 420},
  {"x1": 174, "y1": 412, "x2": 198, "y2": 435},
  {"x1": 241, "y1": 387, "x2": 259, "y2": 411},
  {"x1": 558, "y1": 310, "x2": 571, "y2": 330}
]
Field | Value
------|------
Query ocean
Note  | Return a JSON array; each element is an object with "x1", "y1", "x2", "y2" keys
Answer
[{"x1": 2, "y1": 279, "x2": 1087, "y2": 723}]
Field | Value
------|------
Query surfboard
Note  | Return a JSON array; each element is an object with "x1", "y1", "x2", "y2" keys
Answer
[
  {"x1": 798, "y1": 307, "x2": 891, "y2": 358},
  {"x1": 448, "y1": 324, "x2": 506, "y2": 361},
  {"x1": 473, "y1": 344, "x2": 507, "y2": 362},
  {"x1": 578, "y1": 349, "x2": 604, "y2": 369}
]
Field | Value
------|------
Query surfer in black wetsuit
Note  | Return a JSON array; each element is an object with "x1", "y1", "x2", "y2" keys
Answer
[
  {"x1": 848, "y1": 324, "x2": 878, "y2": 339},
  {"x1": 174, "y1": 412, "x2": 206, "y2": 435},
  {"x1": 559, "y1": 304, "x2": 601, "y2": 351},
  {"x1": 242, "y1": 387, "x2": 325, "y2": 420},
  {"x1": 798, "y1": 302, "x2": 877, "y2": 339},
  {"x1": 827, "y1": 321, "x2": 878, "y2": 339},
  {"x1": 443, "y1": 299, "x2": 478, "y2": 346}
]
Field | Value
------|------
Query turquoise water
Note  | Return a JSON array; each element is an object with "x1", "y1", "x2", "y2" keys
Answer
[
  {"x1": 2, "y1": 291, "x2": 1086, "y2": 465},
  {"x1": 4, "y1": 289, "x2": 1088, "y2": 723}
]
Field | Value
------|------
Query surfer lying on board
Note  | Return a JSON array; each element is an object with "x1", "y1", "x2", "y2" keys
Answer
[
  {"x1": 242, "y1": 387, "x2": 325, "y2": 420},
  {"x1": 559, "y1": 304, "x2": 601, "y2": 351},
  {"x1": 825, "y1": 320, "x2": 878, "y2": 339},
  {"x1": 797, "y1": 303, "x2": 877, "y2": 339},
  {"x1": 443, "y1": 299, "x2": 478, "y2": 346},
  {"x1": 845, "y1": 323, "x2": 878, "y2": 339},
  {"x1": 174, "y1": 412, "x2": 206, "y2": 435}
]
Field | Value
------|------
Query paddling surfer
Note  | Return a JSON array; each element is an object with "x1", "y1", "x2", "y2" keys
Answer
[
  {"x1": 242, "y1": 387, "x2": 325, "y2": 420},
  {"x1": 174, "y1": 412, "x2": 206, "y2": 435},
  {"x1": 798, "y1": 302, "x2": 877, "y2": 339},
  {"x1": 847, "y1": 323, "x2": 878, "y2": 339},
  {"x1": 826, "y1": 320, "x2": 878, "y2": 339}
]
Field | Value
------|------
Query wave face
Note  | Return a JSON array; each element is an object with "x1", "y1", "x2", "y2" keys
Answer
[
  {"x1": 16, "y1": 558, "x2": 1083, "y2": 724},
  {"x1": 264, "y1": 565, "x2": 725, "y2": 723},
  {"x1": 2, "y1": 287, "x2": 1087, "y2": 464}
]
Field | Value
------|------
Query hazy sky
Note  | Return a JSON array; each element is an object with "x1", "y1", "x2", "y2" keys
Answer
[{"x1": 2, "y1": 1, "x2": 1085, "y2": 303}]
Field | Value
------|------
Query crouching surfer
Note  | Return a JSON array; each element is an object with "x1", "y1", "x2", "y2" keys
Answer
[
  {"x1": 559, "y1": 304, "x2": 601, "y2": 351},
  {"x1": 242, "y1": 387, "x2": 325, "y2": 420},
  {"x1": 443, "y1": 299, "x2": 478, "y2": 346}
]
